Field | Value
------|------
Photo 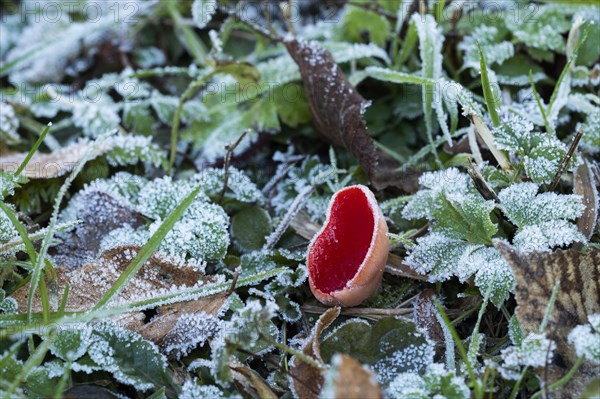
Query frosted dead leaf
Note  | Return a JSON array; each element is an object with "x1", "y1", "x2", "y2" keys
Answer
[
  {"x1": 321, "y1": 354, "x2": 381, "y2": 399},
  {"x1": 495, "y1": 242, "x2": 600, "y2": 399},
  {"x1": 289, "y1": 306, "x2": 340, "y2": 399},
  {"x1": 12, "y1": 245, "x2": 202, "y2": 317}
]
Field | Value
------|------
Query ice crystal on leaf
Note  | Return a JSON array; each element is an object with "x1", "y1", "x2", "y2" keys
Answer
[
  {"x1": 0, "y1": 203, "x2": 18, "y2": 242},
  {"x1": 387, "y1": 363, "x2": 470, "y2": 399},
  {"x1": 153, "y1": 200, "x2": 230, "y2": 261},
  {"x1": 504, "y1": 6, "x2": 571, "y2": 53},
  {"x1": 211, "y1": 299, "x2": 279, "y2": 384},
  {"x1": 0, "y1": 289, "x2": 18, "y2": 314},
  {"x1": 498, "y1": 183, "x2": 585, "y2": 252},
  {"x1": 498, "y1": 333, "x2": 557, "y2": 380},
  {"x1": 50, "y1": 324, "x2": 92, "y2": 362},
  {"x1": 568, "y1": 314, "x2": 600, "y2": 364},
  {"x1": 493, "y1": 114, "x2": 569, "y2": 184},
  {"x1": 580, "y1": 109, "x2": 600, "y2": 153},
  {"x1": 460, "y1": 25, "x2": 514, "y2": 68},
  {"x1": 162, "y1": 312, "x2": 224, "y2": 359},
  {"x1": 0, "y1": 102, "x2": 20, "y2": 145},
  {"x1": 85, "y1": 321, "x2": 169, "y2": 391},
  {"x1": 403, "y1": 168, "x2": 513, "y2": 305},
  {"x1": 191, "y1": 167, "x2": 264, "y2": 204}
]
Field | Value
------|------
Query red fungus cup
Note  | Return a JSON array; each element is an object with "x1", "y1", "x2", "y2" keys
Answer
[{"x1": 307, "y1": 185, "x2": 389, "y2": 307}]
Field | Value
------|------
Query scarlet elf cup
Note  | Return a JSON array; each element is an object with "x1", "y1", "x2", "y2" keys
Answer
[{"x1": 307, "y1": 185, "x2": 389, "y2": 307}]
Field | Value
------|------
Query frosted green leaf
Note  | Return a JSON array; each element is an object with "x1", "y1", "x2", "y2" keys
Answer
[
  {"x1": 468, "y1": 247, "x2": 514, "y2": 306},
  {"x1": 523, "y1": 142, "x2": 567, "y2": 184},
  {"x1": 180, "y1": 380, "x2": 229, "y2": 399},
  {"x1": 505, "y1": 7, "x2": 570, "y2": 53},
  {"x1": 499, "y1": 183, "x2": 586, "y2": 252},
  {"x1": 104, "y1": 134, "x2": 167, "y2": 169},
  {"x1": 580, "y1": 109, "x2": 600, "y2": 153},
  {"x1": 320, "y1": 317, "x2": 434, "y2": 387},
  {"x1": 498, "y1": 332, "x2": 556, "y2": 380},
  {"x1": 568, "y1": 314, "x2": 600, "y2": 364},
  {"x1": 0, "y1": 289, "x2": 17, "y2": 314},
  {"x1": 191, "y1": 167, "x2": 264, "y2": 204},
  {"x1": 338, "y1": 5, "x2": 391, "y2": 46},
  {"x1": 405, "y1": 232, "x2": 466, "y2": 282},
  {"x1": 512, "y1": 220, "x2": 586, "y2": 253},
  {"x1": 211, "y1": 299, "x2": 279, "y2": 383},
  {"x1": 0, "y1": 203, "x2": 18, "y2": 242},
  {"x1": 388, "y1": 363, "x2": 471, "y2": 399},
  {"x1": 460, "y1": 25, "x2": 514, "y2": 68},
  {"x1": 154, "y1": 200, "x2": 230, "y2": 261},
  {"x1": 498, "y1": 183, "x2": 584, "y2": 227},
  {"x1": 86, "y1": 321, "x2": 169, "y2": 391},
  {"x1": 0, "y1": 102, "x2": 20, "y2": 145},
  {"x1": 191, "y1": 0, "x2": 217, "y2": 29},
  {"x1": 50, "y1": 324, "x2": 92, "y2": 362},
  {"x1": 72, "y1": 96, "x2": 121, "y2": 138},
  {"x1": 150, "y1": 91, "x2": 207, "y2": 125}
]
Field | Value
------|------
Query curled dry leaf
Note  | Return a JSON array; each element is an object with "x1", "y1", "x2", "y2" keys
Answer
[
  {"x1": 495, "y1": 242, "x2": 600, "y2": 399},
  {"x1": 230, "y1": 364, "x2": 278, "y2": 399},
  {"x1": 574, "y1": 161, "x2": 598, "y2": 240},
  {"x1": 321, "y1": 354, "x2": 381, "y2": 399},
  {"x1": 290, "y1": 306, "x2": 340, "y2": 399},
  {"x1": 284, "y1": 38, "x2": 417, "y2": 192}
]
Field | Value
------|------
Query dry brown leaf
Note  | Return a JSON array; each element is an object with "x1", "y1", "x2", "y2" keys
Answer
[
  {"x1": 290, "y1": 306, "x2": 340, "y2": 399},
  {"x1": 230, "y1": 365, "x2": 278, "y2": 399},
  {"x1": 50, "y1": 191, "x2": 146, "y2": 270},
  {"x1": 323, "y1": 354, "x2": 381, "y2": 399},
  {"x1": 12, "y1": 245, "x2": 203, "y2": 314},
  {"x1": 574, "y1": 161, "x2": 598, "y2": 240},
  {"x1": 414, "y1": 289, "x2": 444, "y2": 346},
  {"x1": 495, "y1": 243, "x2": 600, "y2": 398},
  {"x1": 136, "y1": 292, "x2": 228, "y2": 356},
  {"x1": 0, "y1": 140, "x2": 113, "y2": 179},
  {"x1": 284, "y1": 38, "x2": 418, "y2": 192}
]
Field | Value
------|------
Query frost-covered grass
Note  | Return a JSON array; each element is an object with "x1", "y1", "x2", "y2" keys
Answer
[{"x1": 1, "y1": 0, "x2": 599, "y2": 398}]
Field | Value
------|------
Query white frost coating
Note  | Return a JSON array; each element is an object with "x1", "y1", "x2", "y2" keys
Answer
[
  {"x1": 180, "y1": 379, "x2": 232, "y2": 399},
  {"x1": 0, "y1": 102, "x2": 20, "y2": 144},
  {"x1": 386, "y1": 363, "x2": 470, "y2": 399},
  {"x1": 162, "y1": 312, "x2": 224, "y2": 359},
  {"x1": 498, "y1": 332, "x2": 557, "y2": 380},
  {"x1": 0, "y1": 204, "x2": 18, "y2": 242},
  {"x1": 568, "y1": 314, "x2": 600, "y2": 364}
]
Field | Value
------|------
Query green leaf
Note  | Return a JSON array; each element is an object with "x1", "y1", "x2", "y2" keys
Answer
[
  {"x1": 338, "y1": 6, "x2": 391, "y2": 46},
  {"x1": 231, "y1": 207, "x2": 272, "y2": 252},
  {"x1": 434, "y1": 194, "x2": 498, "y2": 245},
  {"x1": 477, "y1": 42, "x2": 501, "y2": 127},
  {"x1": 85, "y1": 322, "x2": 170, "y2": 391},
  {"x1": 320, "y1": 317, "x2": 434, "y2": 387}
]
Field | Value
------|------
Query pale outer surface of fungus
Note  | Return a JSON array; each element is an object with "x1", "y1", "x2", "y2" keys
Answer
[{"x1": 308, "y1": 184, "x2": 389, "y2": 307}]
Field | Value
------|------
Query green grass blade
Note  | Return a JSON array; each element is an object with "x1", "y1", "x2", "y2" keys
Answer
[
  {"x1": 93, "y1": 185, "x2": 202, "y2": 309},
  {"x1": 477, "y1": 42, "x2": 501, "y2": 127},
  {"x1": 0, "y1": 202, "x2": 37, "y2": 266},
  {"x1": 547, "y1": 25, "x2": 590, "y2": 115},
  {"x1": 15, "y1": 123, "x2": 52, "y2": 176},
  {"x1": 529, "y1": 70, "x2": 551, "y2": 133}
]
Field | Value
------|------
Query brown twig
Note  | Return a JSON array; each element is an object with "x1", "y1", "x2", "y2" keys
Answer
[
  {"x1": 548, "y1": 126, "x2": 584, "y2": 192},
  {"x1": 226, "y1": 268, "x2": 240, "y2": 297},
  {"x1": 302, "y1": 304, "x2": 412, "y2": 317},
  {"x1": 467, "y1": 159, "x2": 500, "y2": 202},
  {"x1": 218, "y1": 130, "x2": 249, "y2": 204}
]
